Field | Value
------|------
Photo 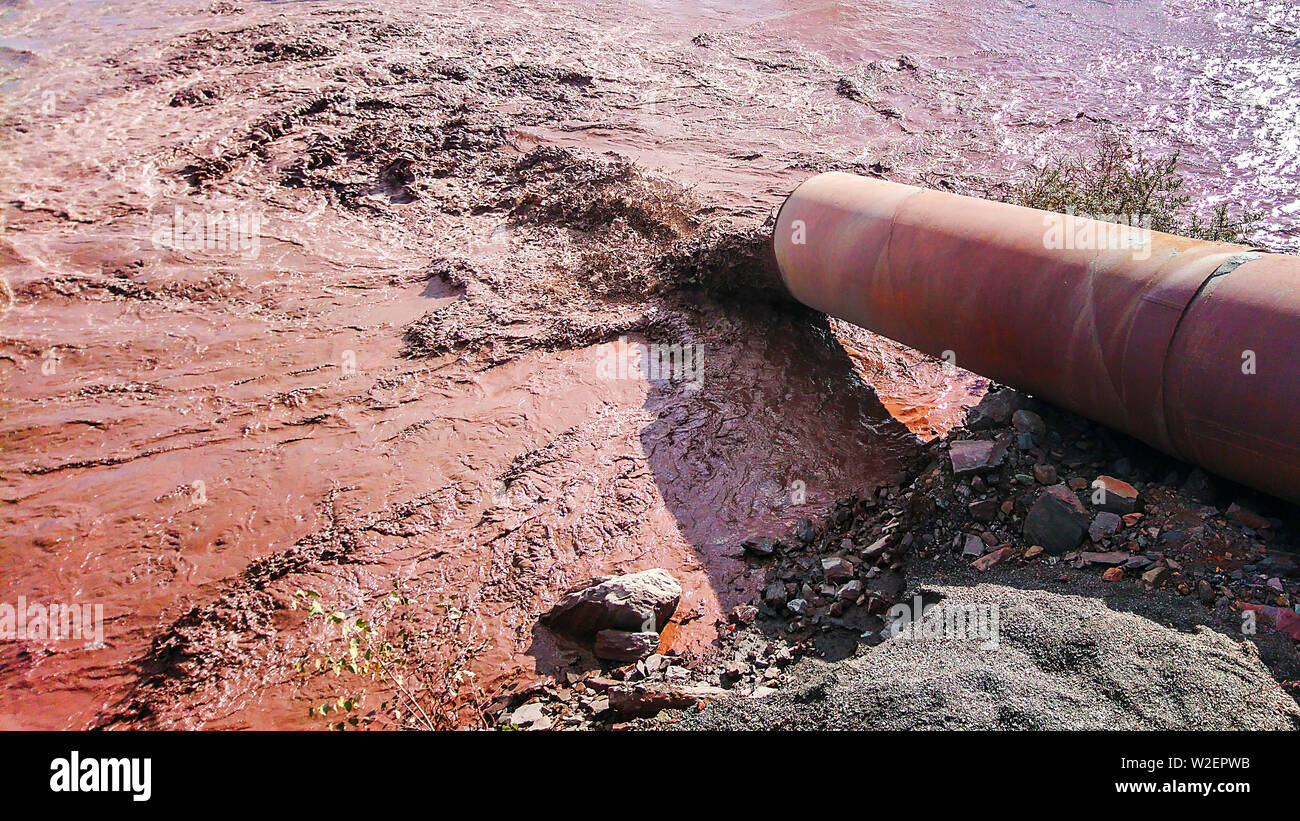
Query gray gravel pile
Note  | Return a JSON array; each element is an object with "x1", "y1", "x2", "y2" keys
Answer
[{"x1": 673, "y1": 583, "x2": 1300, "y2": 730}]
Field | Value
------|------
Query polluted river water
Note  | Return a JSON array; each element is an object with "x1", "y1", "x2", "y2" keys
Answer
[{"x1": 0, "y1": 0, "x2": 1295, "y2": 728}]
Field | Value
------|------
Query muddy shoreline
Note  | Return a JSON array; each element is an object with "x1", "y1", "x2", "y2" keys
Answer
[{"x1": 2, "y1": 0, "x2": 1296, "y2": 730}]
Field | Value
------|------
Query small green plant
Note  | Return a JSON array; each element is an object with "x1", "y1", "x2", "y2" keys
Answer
[
  {"x1": 291, "y1": 584, "x2": 490, "y2": 730},
  {"x1": 1003, "y1": 131, "x2": 1262, "y2": 245}
]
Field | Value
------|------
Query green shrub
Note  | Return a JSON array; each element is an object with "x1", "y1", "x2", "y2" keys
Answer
[
  {"x1": 291, "y1": 585, "x2": 489, "y2": 730},
  {"x1": 1004, "y1": 132, "x2": 1262, "y2": 245}
]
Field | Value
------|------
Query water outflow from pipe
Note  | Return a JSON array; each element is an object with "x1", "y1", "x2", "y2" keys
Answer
[{"x1": 773, "y1": 172, "x2": 1300, "y2": 504}]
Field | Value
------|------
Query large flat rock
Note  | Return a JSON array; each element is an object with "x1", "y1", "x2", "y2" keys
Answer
[{"x1": 542, "y1": 568, "x2": 682, "y2": 637}]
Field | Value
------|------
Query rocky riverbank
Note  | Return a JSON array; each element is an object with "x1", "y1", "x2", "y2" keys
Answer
[{"x1": 489, "y1": 387, "x2": 1300, "y2": 729}]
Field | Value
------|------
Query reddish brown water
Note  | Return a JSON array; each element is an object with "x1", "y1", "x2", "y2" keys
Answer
[
  {"x1": 642, "y1": 0, "x2": 1299, "y2": 250},
  {"x1": 1, "y1": 0, "x2": 1293, "y2": 728}
]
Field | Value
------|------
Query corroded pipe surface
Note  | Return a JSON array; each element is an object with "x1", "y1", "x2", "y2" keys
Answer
[{"x1": 773, "y1": 171, "x2": 1300, "y2": 504}]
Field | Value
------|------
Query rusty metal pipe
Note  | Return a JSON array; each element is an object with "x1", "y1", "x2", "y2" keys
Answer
[{"x1": 773, "y1": 171, "x2": 1300, "y2": 504}]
